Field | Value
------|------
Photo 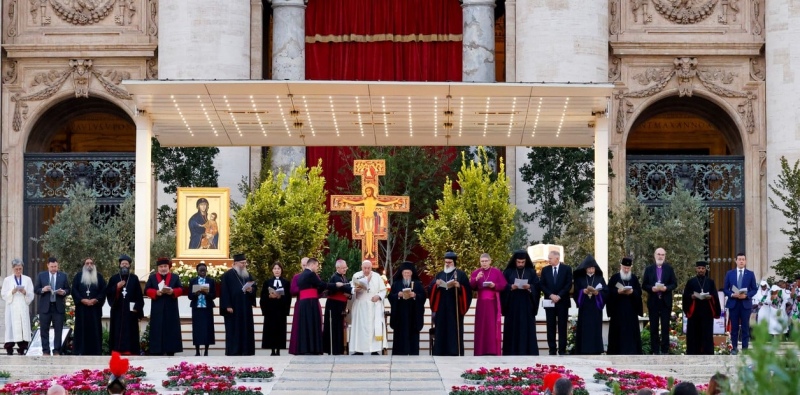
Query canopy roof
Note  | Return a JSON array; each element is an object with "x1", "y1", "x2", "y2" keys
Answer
[{"x1": 124, "y1": 80, "x2": 612, "y2": 147}]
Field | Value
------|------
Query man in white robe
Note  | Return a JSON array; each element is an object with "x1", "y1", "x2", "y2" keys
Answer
[
  {"x1": 349, "y1": 260, "x2": 387, "y2": 355},
  {"x1": 2, "y1": 259, "x2": 35, "y2": 355}
]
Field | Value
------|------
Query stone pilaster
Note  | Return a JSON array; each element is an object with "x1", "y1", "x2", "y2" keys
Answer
[
  {"x1": 270, "y1": 0, "x2": 307, "y2": 174},
  {"x1": 765, "y1": 0, "x2": 800, "y2": 272},
  {"x1": 462, "y1": 0, "x2": 496, "y2": 82}
]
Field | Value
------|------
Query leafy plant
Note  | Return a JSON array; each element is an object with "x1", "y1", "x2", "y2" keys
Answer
[
  {"x1": 769, "y1": 156, "x2": 800, "y2": 280},
  {"x1": 230, "y1": 160, "x2": 328, "y2": 282},
  {"x1": 607, "y1": 192, "x2": 654, "y2": 280},
  {"x1": 0, "y1": 370, "x2": 10, "y2": 379},
  {"x1": 150, "y1": 231, "x2": 177, "y2": 268},
  {"x1": 319, "y1": 231, "x2": 364, "y2": 281},
  {"x1": 418, "y1": 147, "x2": 516, "y2": 275},
  {"x1": 721, "y1": 322, "x2": 800, "y2": 394},
  {"x1": 35, "y1": 185, "x2": 135, "y2": 278},
  {"x1": 554, "y1": 200, "x2": 595, "y2": 266}
]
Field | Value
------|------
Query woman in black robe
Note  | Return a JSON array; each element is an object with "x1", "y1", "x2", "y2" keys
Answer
[
  {"x1": 388, "y1": 262, "x2": 427, "y2": 355},
  {"x1": 260, "y1": 262, "x2": 291, "y2": 355},
  {"x1": 292, "y1": 258, "x2": 345, "y2": 355},
  {"x1": 572, "y1": 255, "x2": 607, "y2": 355},
  {"x1": 501, "y1": 250, "x2": 540, "y2": 355},
  {"x1": 188, "y1": 263, "x2": 216, "y2": 356}
]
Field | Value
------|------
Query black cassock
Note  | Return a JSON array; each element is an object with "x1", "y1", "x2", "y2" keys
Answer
[
  {"x1": 106, "y1": 273, "x2": 144, "y2": 355},
  {"x1": 573, "y1": 275, "x2": 607, "y2": 355},
  {"x1": 501, "y1": 267, "x2": 540, "y2": 355},
  {"x1": 606, "y1": 273, "x2": 644, "y2": 355},
  {"x1": 71, "y1": 272, "x2": 107, "y2": 355},
  {"x1": 219, "y1": 269, "x2": 256, "y2": 355},
  {"x1": 260, "y1": 276, "x2": 291, "y2": 350},
  {"x1": 388, "y1": 279, "x2": 426, "y2": 355},
  {"x1": 322, "y1": 273, "x2": 351, "y2": 355},
  {"x1": 429, "y1": 269, "x2": 472, "y2": 356},
  {"x1": 293, "y1": 269, "x2": 339, "y2": 355},
  {"x1": 144, "y1": 272, "x2": 183, "y2": 355},
  {"x1": 682, "y1": 276, "x2": 720, "y2": 355},
  {"x1": 188, "y1": 276, "x2": 217, "y2": 346}
]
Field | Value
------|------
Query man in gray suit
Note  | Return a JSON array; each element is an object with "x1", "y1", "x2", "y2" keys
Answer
[{"x1": 34, "y1": 257, "x2": 69, "y2": 355}]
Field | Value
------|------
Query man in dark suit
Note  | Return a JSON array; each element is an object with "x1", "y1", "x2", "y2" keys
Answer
[
  {"x1": 723, "y1": 252, "x2": 758, "y2": 354},
  {"x1": 540, "y1": 250, "x2": 572, "y2": 355},
  {"x1": 641, "y1": 247, "x2": 678, "y2": 354},
  {"x1": 34, "y1": 256, "x2": 69, "y2": 355}
]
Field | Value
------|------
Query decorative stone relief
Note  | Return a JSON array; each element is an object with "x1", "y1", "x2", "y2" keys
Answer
[
  {"x1": 718, "y1": 0, "x2": 740, "y2": 24},
  {"x1": 751, "y1": 0, "x2": 763, "y2": 36},
  {"x1": 10, "y1": 59, "x2": 133, "y2": 132},
  {"x1": 1, "y1": 153, "x2": 8, "y2": 179},
  {"x1": 7, "y1": 0, "x2": 20, "y2": 37},
  {"x1": 147, "y1": 0, "x2": 157, "y2": 36},
  {"x1": 631, "y1": 0, "x2": 652, "y2": 24},
  {"x1": 610, "y1": 0, "x2": 621, "y2": 34},
  {"x1": 759, "y1": 150, "x2": 766, "y2": 178},
  {"x1": 115, "y1": 0, "x2": 137, "y2": 25},
  {"x1": 651, "y1": 0, "x2": 718, "y2": 24},
  {"x1": 3, "y1": 61, "x2": 19, "y2": 84},
  {"x1": 749, "y1": 57, "x2": 765, "y2": 81},
  {"x1": 615, "y1": 57, "x2": 757, "y2": 135},
  {"x1": 609, "y1": 57, "x2": 622, "y2": 82},
  {"x1": 146, "y1": 58, "x2": 158, "y2": 79}
]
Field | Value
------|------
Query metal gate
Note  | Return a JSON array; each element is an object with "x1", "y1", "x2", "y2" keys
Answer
[
  {"x1": 627, "y1": 155, "x2": 745, "y2": 286},
  {"x1": 22, "y1": 153, "x2": 136, "y2": 277}
]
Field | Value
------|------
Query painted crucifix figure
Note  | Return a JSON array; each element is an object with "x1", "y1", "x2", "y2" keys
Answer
[{"x1": 331, "y1": 160, "x2": 410, "y2": 267}]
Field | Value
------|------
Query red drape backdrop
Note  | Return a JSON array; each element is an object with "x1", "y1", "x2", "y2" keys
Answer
[{"x1": 305, "y1": 0, "x2": 462, "y2": 244}]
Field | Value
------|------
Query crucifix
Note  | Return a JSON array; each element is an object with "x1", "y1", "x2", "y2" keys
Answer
[
  {"x1": 331, "y1": 160, "x2": 410, "y2": 268},
  {"x1": 86, "y1": 288, "x2": 91, "y2": 297},
  {"x1": 121, "y1": 287, "x2": 128, "y2": 299}
]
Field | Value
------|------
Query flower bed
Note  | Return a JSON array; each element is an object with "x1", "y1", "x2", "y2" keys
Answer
[
  {"x1": 0, "y1": 366, "x2": 155, "y2": 395},
  {"x1": 235, "y1": 367, "x2": 274, "y2": 381},
  {"x1": 592, "y1": 368, "x2": 708, "y2": 394},
  {"x1": 455, "y1": 365, "x2": 588, "y2": 395},
  {"x1": 163, "y1": 362, "x2": 265, "y2": 395}
]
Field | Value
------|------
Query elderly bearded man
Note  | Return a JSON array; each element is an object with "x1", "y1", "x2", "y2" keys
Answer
[
  {"x1": 388, "y1": 261, "x2": 426, "y2": 355},
  {"x1": 349, "y1": 260, "x2": 387, "y2": 355},
  {"x1": 429, "y1": 251, "x2": 472, "y2": 356},
  {"x1": 220, "y1": 253, "x2": 257, "y2": 356},
  {"x1": 606, "y1": 257, "x2": 644, "y2": 355},
  {"x1": 144, "y1": 257, "x2": 184, "y2": 356},
  {"x1": 71, "y1": 257, "x2": 107, "y2": 355},
  {"x1": 106, "y1": 254, "x2": 144, "y2": 355}
]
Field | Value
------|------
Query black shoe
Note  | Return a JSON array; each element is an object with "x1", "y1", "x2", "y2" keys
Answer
[
  {"x1": 371, "y1": 351, "x2": 380, "y2": 355},
  {"x1": 354, "y1": 352, "x2": 364, "y2": 355},
  {"x1": 275, "y1": 350, "x2": 280, "y2": 356},
  {"x1": 195, "y1": 352, "x2": 200, "y2": 356}
]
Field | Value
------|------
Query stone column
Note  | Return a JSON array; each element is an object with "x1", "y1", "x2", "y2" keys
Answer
[
  {"x1": 594, "y1": 116, "x2": 609, "y2": 276},
  {"x1": 134, "y1": 117, "x2": 153, "y2": 279},
  {"x1": 765, "y1": 0, "x2": 800, "y2": 271},
  {"x1": 514, "y1": 0, "x2": 608, "y2": 259},
  {"x1": 270, "y1": 0, "x2": 307, "y2": 174},
  {"x1": 462, "y1": 0, "x2": 496, "y2": 82}
]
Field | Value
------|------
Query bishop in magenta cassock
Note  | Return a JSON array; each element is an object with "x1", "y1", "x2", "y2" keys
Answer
[{"x1": 469, "y1": 253, "x2": 507, "y2": 356}]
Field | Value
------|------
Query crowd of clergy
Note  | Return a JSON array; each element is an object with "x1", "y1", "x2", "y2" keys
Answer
[{"x1": 1, "y1": 246, "x2": 791, "y2": 357}]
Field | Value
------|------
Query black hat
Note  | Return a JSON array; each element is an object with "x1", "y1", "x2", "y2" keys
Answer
[
  {"x1": 196, "y1": 197, "x2": 209, "y2": 208},
  {"x1": 574, "y1": 254, "x2": 603, "y2": 278},
  {"x1": 119, "y1": 254, "x2": 132, "y2": 264},
  {"x1": 156, "y1": 257, "x2": 172, "y2": 267},
  {"x1": 233, "y1": 253, "x2": 246, "y2": 262},
  {"x1": 506, "y1": 250, "x2": 534, "y2": 271},
  {"x1": 444, "y1": 251, "x2": 457, "y2": 261},
  {"x1": 620, "y1": 257, "x2": 633, "y2": 267},
  {"x1": 393, "y1": 261, "x2": 419, "y2": 281},
  {"x1": 695, "y1": 261, "x2": 708, "y2": 267},
  {"x1": 48, "y1": 256, "x2": 58, "y2": 263}
]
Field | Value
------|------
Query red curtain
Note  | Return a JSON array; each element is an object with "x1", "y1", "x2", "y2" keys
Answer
[{"x1": 305, "y1": 0, "x2": 462, "y2": 240}]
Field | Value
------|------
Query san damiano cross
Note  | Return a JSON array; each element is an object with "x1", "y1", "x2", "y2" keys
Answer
[{"x1": 331, "y1": 160, "x2": 410, "y2": 268}]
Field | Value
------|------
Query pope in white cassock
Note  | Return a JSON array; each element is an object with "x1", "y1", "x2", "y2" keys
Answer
[
  {"x1": 349, "y1": 260, "x2": 387, "y2": 355},
  {"x1": 2, "y1": 259, "x2": 35, "y2": 355}
]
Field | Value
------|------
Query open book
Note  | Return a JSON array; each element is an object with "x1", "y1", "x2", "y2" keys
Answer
[
  {"x1": 482, "y1": 281, "x2": 494, "y2": 287},
  {"x1": 241, "y1": 281, "x2": 255, "y2": 292},
  {"x1": 354, "y1": 277, "x2": 369, "y2": 290},
  {"x1": 513, "y1": 278, "x2": 527, "y2": 288},
  {"x1": 615, "y1": 282, "x2": 633, "y2": 291},
  {"x1": 158, "y1": 280, "x2": 171, "y2": 292},
  {"x1": 402, "y1": 288, "x2": 412, "y2": 300},
  {"x1": 438, "y1": 279, "x2": 456, "y2": 289},
  {"x1": 268, "y1": 287, "x2": 285, "y2": 296},
  {"x1": 655, "y1": 282, "x2": 666, "y2": 291},
  {"x1": 694, "y1": 291, "x2": 711, "y2": 300},
  {"x1": 732, "y1": 286, "x2": 748, "y2": 294},
  {"x1": 191, "y1": 283, "x2": 210, "y2": 293}
]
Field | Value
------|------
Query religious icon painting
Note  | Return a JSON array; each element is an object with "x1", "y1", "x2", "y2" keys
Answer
[{"x1": 176, "y1": 187, "x2": 231, "y2": 259}]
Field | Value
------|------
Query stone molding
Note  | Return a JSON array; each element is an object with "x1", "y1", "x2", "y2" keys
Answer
[
  {"x1": 651, "y1": 0, "x2": 718, "y2": 25},
  {"x1": 8, "y1": 59, "x2": 134, "y2": 132},
  {"x1": 613, "y1": 56, "x2": 757, "y2": 135}
]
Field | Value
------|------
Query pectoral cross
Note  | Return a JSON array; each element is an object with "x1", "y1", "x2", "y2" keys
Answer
[
  {"x1": 330, "y1": 160, "x2": 410, "y2": 268},
  {"x1": 122, "y1": 287, "x2": 128, "y2": 299},
  {"x1": 86, "y1": 288, "x2": 91, "y2": 297}
]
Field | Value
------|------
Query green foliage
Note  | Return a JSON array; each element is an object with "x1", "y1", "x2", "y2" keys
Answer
[
  {"x1": 519, "y1": 147, "x2": 606, "y2": 243},
  {"x1": 36, "y1": 185, "x2": 135, "y2": 278},
  {"x1": 721, "y1": 322, "x2": 800, "y2": 395},
  {"x1": 230, "y1": 160, "x2": 328, "y2": 283},
  {"x1": 339, "y1": 147, "x2": 460, "y2": 275},
  {"x1": 418, "y1": 147, "x2": 516, "y2": 275},
  {"x1": 769, "y1": 156, "x2": 800, "y2": 280},
  {"x1": 508, "y1": 209, "x2": 531, "y2": 252},
  {"x1": 102, "y1": 326, "x2": 110, "y2": 355},
  {"x1": 150, "y1": 231, "x2": 177, "y2": 269},
  {"x1": 151, "y1": 138, "x2": 220, "y2": 234},
  {"x1": 319, "y1": 231, "x2": 364, "y2": 281},
  {"x1": 649, "y1": 186, "x2": 710, "y2": 290},
  {"x1": 554, "y1": 201, "x2": 595, "y2": 266},
  {"x1": 608, "y1": 192, "x2": 655, "y2": 279}
]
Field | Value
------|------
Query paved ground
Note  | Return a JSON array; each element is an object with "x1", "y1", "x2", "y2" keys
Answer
[{"x1": 0, "y1": 353, "x2": 740, "y2": 394}]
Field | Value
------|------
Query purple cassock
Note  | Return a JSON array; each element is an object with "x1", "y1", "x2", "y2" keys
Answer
[{"x1": 469, "y1": 266, "x2": 508, "y2": 356}]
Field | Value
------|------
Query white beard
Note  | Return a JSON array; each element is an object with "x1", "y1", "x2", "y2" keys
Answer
[
  {"x1": 81, "y1": 267, "x2": 98, "y2": 288},
  {"x1": 235, "y1": 267, "x2": 249, "y2": 279},
  {"x1": 620, "y1": 271, "x2": 632, "y2": 281},
  {"x1": 443, "y1": 266, "x2": 456, "y2": 274}
]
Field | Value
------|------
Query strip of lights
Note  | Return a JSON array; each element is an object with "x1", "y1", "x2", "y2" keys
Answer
[
  {"x1": 329, "y1": 96, "x2": 340, "y2": 137},
  {"x1": 303, "y1": 96, "x2": 315, "y2": 137},
  {"x1": 356, "y1": 96, "x2": 364, "y2": 137},
  {"x1": 482, "y1": 98, "x2": 491, "y2": 137},
  {"x1": 277, "y1": 95, "x2": 291, "y2": 137},
  {"x1": 531, "y1": 97, "x2": 542, "y2": 138},
  {"x1": 434, "y1": 97, "x2": 438, "y2": 138},
  {"x1": 507, "y1": 98, "x2": 516, "y2": 138},
  {"x1": 407, "y1": 96, "x2": 413, "y2": 138},
  {"x1": 557, "y1": 97, "x2": 569, "y2": 138},
  {"x1": 171, "y1": 95, "x2": 193, "y2": 137}
]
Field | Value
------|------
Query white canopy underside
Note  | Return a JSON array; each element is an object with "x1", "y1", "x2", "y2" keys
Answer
[{"x1": 123, "y1": 80, "x2": 613, "y2": 147}]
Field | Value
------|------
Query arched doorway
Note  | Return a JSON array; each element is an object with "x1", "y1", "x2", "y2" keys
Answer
[
  {"x1": 626, "y1": 96, "x2": 745, "y2": 286},
  {"x1": 23, "y1": 97, "x2": 136, "y2": 276}
]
